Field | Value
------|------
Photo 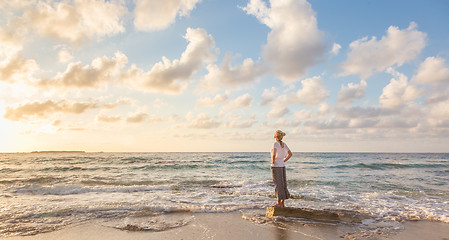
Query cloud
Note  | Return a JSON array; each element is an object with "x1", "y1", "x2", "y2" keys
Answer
[
  {"x1": 0, "y1": 54, "x2": 38, "y2": 83},
  {"x1": 120, "y1": 28, "x2": 217, "y2": 94},
  {"x1": 265, "y1": 76, "x2": 329, "y2": 119},
  {"x1": 134, "y1": 0, "x2": 202, "y2": 31},
  {"x1": 188, "y1": 113, "x2": 221, "y2": 129},
  {"x1": 224, "y1": 114, "x2": 257, "y2": 128},
  {"x1": 260, "y1": 87, "x2": 276, "y2": 106},
  {"x1": 430, "y1": 100, "x2": 449, "y2": 120},
  {"x1": 51, "y1": 119, "x2": 62, "y2": 126},
  {"x1": 267, "y1": 106, "x2": 290, "y2": 119},
  {"x1": 20, "y1": 0, "x2": 127, "y2": 45},
  {"x1": 243, "y1": 0, "x2": 327, "y2": 81},
  {"x1": 3, "y1": 98, "x2": 132, "y2": 121},
  {"x1": 102, "y1": 97, "x2": 135, "y2": 109},
  {"x1": 337, "y1": 106, "x2": 395, "y2": 119},
  {"x1": 295, "y1": 109, "x2": 314, "y2": 120},
  {"x1": 222, "y1": 93, "x2": 253, "y2": 111},
  {"x1": 0, "y1": 26, "x2": 24, "y2": 60},
  {"x1": 0, "y1": 25, "x2": 37, "y2": 84},
  {"x1": 148, "y1": 114, "x2": 164, "y2": 123},
  {"x1": 295, "y1": 76, "x2": 329, "y2": 107},
  {"x1": 0, "y1": 1, "x2": 32, "y2": 10},
  {"x1": 340, "y1": 22, "x2": 426, "y2": 78},
  {"x1": 4, "y1": 100, "x2": 99, "y2": 121},
  {"x1": 337, "y1": 79, "x2": 367, "y2": 105},
  {"x1": 96, "y1": 112, "x2": 160, "y2": 124},
  {"x1": 411, "y1": 57, "x2": 449, "y2": 105},
  {"x1": 412, "y1": 57, "x2": 449, "y2": 85},
  {"x1": 331, "y1": 43, "x2": 341, "y2": 56},
  {"x1": 266, "y1": 93, "x2": 290, "y2": 119},
  {"x1": 379, "y1": 68, "x2": 422, "y2": 109},
  {"x1": 126, "y1": 112, "x2": 149, "y2": 123},
  {"x1": 57, "y1": 48, "x2": 73, "y2": 63},
  {"x1": 304, "y1": 117, "x2": 349, "y2": 130},
  {"x1": 196, "y1": 93, "x2": 228, "y2": 107},
  {"x1": 199, "y1": 53, "x2": 267, "y2": 90},
  {"x1": 96, "y1": 114, "x2": 122, "y2": 123},
  {"x1": 38, "y1": 51, "x2": 128, "y2": 89}
]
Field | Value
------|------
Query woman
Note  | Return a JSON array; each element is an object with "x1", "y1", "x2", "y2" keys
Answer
[{"x1": 270, "y1": 130, "x2": 292, "y2": 207}]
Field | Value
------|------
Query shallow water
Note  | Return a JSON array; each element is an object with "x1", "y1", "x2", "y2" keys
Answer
[{"x1": 0, "y1": 152, "x2": 448, "y2": 236}]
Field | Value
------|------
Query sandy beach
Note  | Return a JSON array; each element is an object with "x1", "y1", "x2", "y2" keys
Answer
[{"x1": 4, "y1": 211, "x2": 449, "y2": 240}]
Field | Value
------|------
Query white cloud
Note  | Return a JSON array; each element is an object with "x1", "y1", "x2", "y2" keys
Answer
[
  {"x1": 126, "y1": 112, "x2": 148, "y2": 123},
  {"x1": 379, "y1": 68, "x2": 422, "y2": 109},
  {"x1": 267, "y1": 106, "x2": 290, "y2": 119},
  {"x1": 304, "y1": 116, "x2": 349, "y2": 130},
  {"x1": 295, "y1": 109, "x2": 313, "y2": 120},
  {"x1": 120, "y1": 28, "x2": 217, "y2": 94},
  {"x1": 337, "y1": 79, "x2": 367, "y2": 105},
  {"x1": 4, "y1": 99, "x2": 100, "y2": 121},
  {"x1": 0, "y1": 26, "x2": 36, "y2": 84},
  {"x1": 412, "y1": 57, "x2": 449, "y2": 105},
  {"x1": 196, "y1": 93, "x2": 228, "y2": 107},
  {"x1": 148, "y1": 114, "x2": 164, "y2": 123},
  {"x1": 101, "y1": 97, "x2": 134, "y2": 109},
  {"x1": 38, "y1": 51, "x2": 128, "y2": 89},
  {"x1": 153, "y1": 99, "x2": 169, "y2": 109},
  {"x1": 337, "y1": 106, "x2": 394, "y2": 119},
  {"x1": 57, "y1": 48, "x2": 73, "y2": 63},
  {"x1": 265, "y1": 76, "x2": 328, "y2": 119},
  {"x1": 260, "y1": 87, "x2": 276, "y2": 106},
  {"x1": 188, "y1": 113, "x2": 221, "y2": 129},
  {"x1": 295, "y1": 76, "x2": 329, "y2": 107},
  {"x1": 412, "y1": 57, "x2": 449, "y2": 84},
  {"x1": 199, "y1": 53, "x2": 267, "y2": 90},
  {"x1": 96, "y1": 113, "x2": 121, "y2": 123},
  {"x1": 222, "y1": 93, "x2": 253, "y2": 111},
  {"x1": 0, "y1": 0, "x2": 33, "y2": 10},
  {"x1": 243, "y1": 0, "x2": 327, "y2": 81},
  {"x1": 0, "y1": 27, "x2": 24, "y2": 60},
  {"x1": 0, "y1": 54, "x2": 38, "y2": 83},
  {"x1": 340, "y1": 22, "x2": 426, "y2": 78},
  {"x1": 134, "y1": 0, "x2": 202, "y2": 31},
  {"x1": 331, "y1": 43, "x2": 341, "y2": 56},
  {"x1": 224, "y1": 114, "x2": 256, "y2": 129},
  {"x1": 266, "y1": 93, "x2": 290, "y2": 119},
  {"x1": 21, "y1": 0, "x2": 127, "y2": 45},
  {"x1": 3, "y1": 97, "x2": 132, "y2": 121},
  {"x1": 430, "y1": 100, "x2": 449, "y2": 120}
]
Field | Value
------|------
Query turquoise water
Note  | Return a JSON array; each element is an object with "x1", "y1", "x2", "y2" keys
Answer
[{"x1": 0, "y1": 152, "x2": 448, "y2": 236}]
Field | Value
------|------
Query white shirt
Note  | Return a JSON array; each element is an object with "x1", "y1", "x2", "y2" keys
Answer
[{"x1": 271, "y1": 141, "x2": 290, "y2": 167}]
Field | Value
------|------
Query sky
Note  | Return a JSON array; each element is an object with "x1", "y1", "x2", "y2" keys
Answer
[{"x1": 0, "y1": 0, "x2": 448, "y2": 153}]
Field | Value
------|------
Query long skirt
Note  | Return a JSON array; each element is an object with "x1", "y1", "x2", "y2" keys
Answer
[{"x1": 271, "y1": 166, "x2": 290, "y2": 200}]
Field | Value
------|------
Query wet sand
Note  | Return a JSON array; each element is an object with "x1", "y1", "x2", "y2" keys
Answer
[{"x1": 4, "y1": 211, "x2": 449, "y2": 240}]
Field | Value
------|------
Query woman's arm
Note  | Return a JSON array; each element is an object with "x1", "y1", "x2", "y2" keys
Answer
[
  {"x1": 271, "y1": 148, "x2": 277, "y2": 165},
  {"x1": 284, "y1": 150, "x2": 292, "y2": 162}
]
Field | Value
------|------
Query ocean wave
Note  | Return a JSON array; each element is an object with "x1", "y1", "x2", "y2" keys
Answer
[
  {"x1": 327, "y1": 162, "x2": 448, "y2": 170},
  {"x1": 0, "y1": 176, "x2": 64, "y2": 185},
  {"x1": 0, "y1": 168, "x2": 22, "y2": 173},
  {"x1": 80, "y1": 179, "x2": 167, "y2": 186},
  {"x1": 6, "y1": 184, "x2": 170, "y2": 195}
]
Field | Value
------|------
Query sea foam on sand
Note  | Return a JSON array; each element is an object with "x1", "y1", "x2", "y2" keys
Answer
[{"x1": 5, "y1": 211, "x2": 449, "y2": 240}]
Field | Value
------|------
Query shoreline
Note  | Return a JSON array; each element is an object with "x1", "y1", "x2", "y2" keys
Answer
[
  {"x1": 4, "y1": 211, "x2": 449, "y2": 240},
  {"x1": 1, "y1": 152, "x2": 448, "y2": 154}
]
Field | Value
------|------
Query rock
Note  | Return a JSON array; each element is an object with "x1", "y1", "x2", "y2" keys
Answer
[{"x1": 265, "y1": 207, "x2": 369, "y2": 223}]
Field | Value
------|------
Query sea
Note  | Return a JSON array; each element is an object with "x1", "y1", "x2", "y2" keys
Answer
[{"x1": 0, "y1": 152, "x2": 448, "y2": 237}]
